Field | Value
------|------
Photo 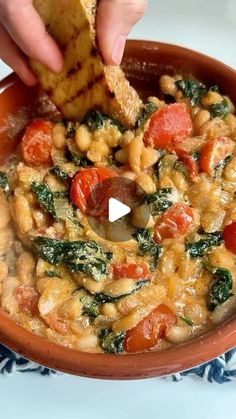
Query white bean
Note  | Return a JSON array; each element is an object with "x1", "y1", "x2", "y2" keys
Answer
[
  {"x1": 211, "y1": 296, "x2": 236, "y2": 325},
  {"x1": 52, "y1": 124, "x2": 66, "y2": 150},
  {"x1": 1, "y1": 277, "x2": 20, "y2": 315},
  {"x1": 76, "y1": 334, "x2": 98, "y2": 351},
  {"x1": 165, "y1": 325, "x2": 192, "y2": 344},
  {"x1": 14, "y1": 196, "x2": 34, "y2": 233},
  {"x1": 17, "y1": 252, "x2": 35, "y2": 285}
]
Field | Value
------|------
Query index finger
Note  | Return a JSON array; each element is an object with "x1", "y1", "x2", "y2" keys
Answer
[{"x1": 1, "y1": 0, "x2": 63, "y2": 72}]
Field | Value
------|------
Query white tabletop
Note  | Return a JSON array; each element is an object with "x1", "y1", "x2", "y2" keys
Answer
[
  {"x1": 0, "y1": 373, "x2": 236, "y2": 419},
  {"x1": 1, "y1": 1, "x2": 236, "y2": 418}
]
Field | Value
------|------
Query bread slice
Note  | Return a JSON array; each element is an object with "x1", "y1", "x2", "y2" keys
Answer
[{"x1": 30, "y1": 0, "x2": 142, "y2": 128}]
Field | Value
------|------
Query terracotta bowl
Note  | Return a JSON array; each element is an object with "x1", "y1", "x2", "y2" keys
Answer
[{"x1": 0, "y1": 40, "x2": 236, "y2": 379}]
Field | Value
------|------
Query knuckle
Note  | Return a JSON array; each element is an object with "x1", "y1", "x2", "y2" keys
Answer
[
  {"x1": 0, "y1": 0, "x2": 18, "y2": 19},
  {"x1": 125, "y1": 0, "x2": 147, "y2": 18},
  {"x1": 114, "y1": 0, "x2": 147, "y2": 21}
]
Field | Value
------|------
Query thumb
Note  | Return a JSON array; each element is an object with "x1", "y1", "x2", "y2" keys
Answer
[{"x1": 97, "y1": 0, "x2": 147, "y2": 65}]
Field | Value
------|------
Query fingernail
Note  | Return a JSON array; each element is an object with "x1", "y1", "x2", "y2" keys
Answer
[
  {"x1": 48, "y1": 59, "x2": 63, "y2": 73},
  {"x1": 112, "y1": 35, "x2": 126, "y2": 65}
]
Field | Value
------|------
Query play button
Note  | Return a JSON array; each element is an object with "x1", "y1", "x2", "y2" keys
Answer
[
  {"x1": 108, "y1": 198, "x2": 131, "y2": 222},
  {"x1": 86, "y1": 176, "x2": 150, "y2": 242}
]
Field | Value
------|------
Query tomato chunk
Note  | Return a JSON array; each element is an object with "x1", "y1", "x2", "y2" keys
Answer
[
  {"x1": 70, "y1": 167, "x2": 118, "y2": 216},
  {"x1": 223, "y1": 222, "x2": 236, "y2": 255},
  {"x1": 14, "y1": 285, "x2": 39, "y2": 315},
  {"x1": 111, "y1": 263, "x2": 150, "y2": 280},
  {"x1": 22, "y1": 120, "x2": 53, "y2": 166},
  {"x1": 124, "y1": 304, "x2": 176, "y2": 353},
  {"x1": 154, "y1": 204, "x2": 194, "y2": 243},
  {"x1": 43, "y1": 313, "x2": 69, "y2": 335},
  {"x1": 199, "y1": 136, "x2": 234, "y2": 175},
  {"x1": 144, "y1": 103, "x2": 193, "y2": 150},
  {"x1": 175, "y1": 148, "x2": 198, "y2": 182}
]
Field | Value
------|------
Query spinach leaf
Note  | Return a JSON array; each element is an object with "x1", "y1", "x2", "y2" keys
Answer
[
  {"x1": 136, "y1": 102, "x2": 158, "y2": 128},
  {"x1": 216, "y1": 155, "x2": 232, "y2": 172},
  {"x1": 204, "y1": 264, "x2": 233, "y2": 311},
  {"x1": 66, "y1": 148, "x2": 92, "y2": 168},
  {"x1": 143, "y1": 188, "x2": 173, "y2": 215},
  {"x1": 70, "y1": 205, "x2": 84, "y2": 228},
  {"x1": 174, "y1": 160, "x2": 189, "y2": 177},
  {"x1": 175, "y1": 79, "x2": 207, "y2": 106},
  {"x1": 66, "y1": 121, "x2": 76, "y2": 138},
  {"x1": 210, "y1": 98, "x2": 229, "y2": 119},
  {"x1": 179, "y1": 316, "x2": 193, "y2": 326},
  {"x1": 53, "y1": 190, "x2": 69, "y2": 199},
  {"x1": 84, "y1": 110, "x2": 125, "y2": 133},
  {"x1": 95, "y1": 279, "x2": 150, "y2": 303},
  {"x1": 80, "y1": 295, "x2": 100, "y2": 318},
  {"x1": 67, "y1": 216, "x2": 84, "y2": 229},
  {"x1": 154, "y1": 152, "x2": 173, "y2": 179},
  {"x1": 132, "y1": 228, "x2": 162, "y2": 272},
  {"x1": 175, "y1": 79, "x2": 229, "y2": 118},
  {"x1": 32, "y1": 236, "x2": 113, "y2": 281},
  {"x1": 191, "y1": 151, "x2": 200, "y2": 162},
  {"x1": 99, "y1": 329, "x2": 125, "y2": 354},
  {"x1": 50, "y1": 166, "x2": 69, "y2": 181},
  {"x1": 209, "y1": 85, "x2": 220, "y2": 93},
  {"x1": 186, "y1": 232, "x2": 223, "y2": 258},
  {"x1": 31, "y1": 182, "x2": 57, "y2": 219},
  {"x1": 52, "y1": 195, "x2": 83, "y2": 227},
  {"x1": 84, "y1": 110, "x2": 107, "y2": 131},
  {"x1": 44, "y1": 270, "x2": 62, "y2": 278},
  {"x1": 0, "y1": 171, "x2": 10, "y2": 197}
]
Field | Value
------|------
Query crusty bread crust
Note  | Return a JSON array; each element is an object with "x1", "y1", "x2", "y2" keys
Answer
[{"x1": 30, "y1": 0, "x2": 142, "y2": 128}]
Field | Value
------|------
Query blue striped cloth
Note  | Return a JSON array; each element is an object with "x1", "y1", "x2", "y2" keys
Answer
[{"x1": 1, "y1": 344, "x2": 236, "y2": 383}]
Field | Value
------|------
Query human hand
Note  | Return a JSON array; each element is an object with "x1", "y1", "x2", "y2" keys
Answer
[
  {"x1": 0, "y1": 0, "x2": 147, "y2": 86},
  {"x1": 97, "y1": 0, "x2": 147, "y2": 65}
]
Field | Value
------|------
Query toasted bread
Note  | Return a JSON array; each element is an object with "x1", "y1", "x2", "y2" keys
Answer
[{"x1": 30, "y1": 0, "x2": 142, "y2": 128}]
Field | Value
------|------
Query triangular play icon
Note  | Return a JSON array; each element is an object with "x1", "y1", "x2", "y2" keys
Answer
[{"x1": 108, "y1": 198, "x2": 131, "y2": 223}]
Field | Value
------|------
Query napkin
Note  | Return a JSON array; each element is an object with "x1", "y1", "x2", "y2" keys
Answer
[{"x1": 1, "y1": 344, "x2": 236, "y2": 383}]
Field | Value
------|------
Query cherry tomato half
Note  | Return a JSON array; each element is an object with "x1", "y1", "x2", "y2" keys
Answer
[
  {"x1": 154, "y1": 203, "x2": 194, "y2": 243},
  {"x1": 223, "y1": 222, "x2": 236, "y2": 255},
  {"x1": 43, "y1": 313, "x2": 69, "y2": 335},
  {"x1": 22, "y1": 120, "x2": 53, "y2": 166},
  {"x1": 70, "y1": 167, "x2": 118, "y2": 216},
  {"x1": 199, "y1": 136, "x2": 234, "y2": 175},
  {"x1": 14, "y1": 285, "x2": 39, "y2": 315},
  {"x1": 175, "y1": 148, "x2": 198, "y2": 182},
  {"x1": 111, "y1": 263, "x2": 150, "y2": 280},
  {"x1": 144, "y1": 103, "x2": 193, "y2": 150},
  {"x1": 124, "y1": 304, "x2": 176, "y2": 353}
]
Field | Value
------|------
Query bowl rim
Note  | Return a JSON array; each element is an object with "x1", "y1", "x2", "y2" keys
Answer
[
  {"x1": 0, "y1": 40, "x2": 236, "y2": 380},
  {"x1": 1, "y1": 307, "x2": 236, "y2": 379}
]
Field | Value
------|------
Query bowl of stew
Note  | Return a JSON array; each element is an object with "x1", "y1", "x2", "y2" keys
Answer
[{"x1": 0, "y1": 40, "x2": 236, "y2": 379}]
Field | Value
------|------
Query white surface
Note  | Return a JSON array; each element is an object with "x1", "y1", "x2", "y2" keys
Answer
[
  {"x1": 1, "y1": 0, "x2": 236, "y2": 418},
  {"x1": 0, "y1": 60, "x2": 11, "y2": 80},
  {"x1": 130, "y1": 0, "x2": 236, "y2": 69},
  {"x1": 108, "y1": 198, "x2": 131, "y2": 222},
  {"x1": 0, "y1": 373, "x2": 236, "y2": 419}
]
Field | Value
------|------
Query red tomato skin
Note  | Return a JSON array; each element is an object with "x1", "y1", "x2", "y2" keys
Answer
[
  {"x1": 124, "y1": 304, "x2": 176, "y2": 353},
  {"x1": 154, "y1": 204, "x2": 194, "y2": 243},
  {"x1": 223, "y1": 222, "x2": 236, "y2": 255},
  {"x1": 22, "y1": 120, "x2": 53, "y2": 166},
  {"x1": 14, "y1": 285, "x2": 39, "y2": 315},
  {"x1": 199, "y1": 136, "x2": 234, "y2": 175},
  {"x1": 144, "y1": 103, "x2": 193, "y2": 150},
  {"x1": 111, "y1": 263, "x2": 150, "y2": 280},
  {"x1": 43, "y1": 314, "x2": 69, "y2": 335},
  {"x1": 70, "y1": 167, "x2": 117, "y2": 216},
  {"x1": 175, "y1": 148, "x2": 198, "y2": 182}
]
